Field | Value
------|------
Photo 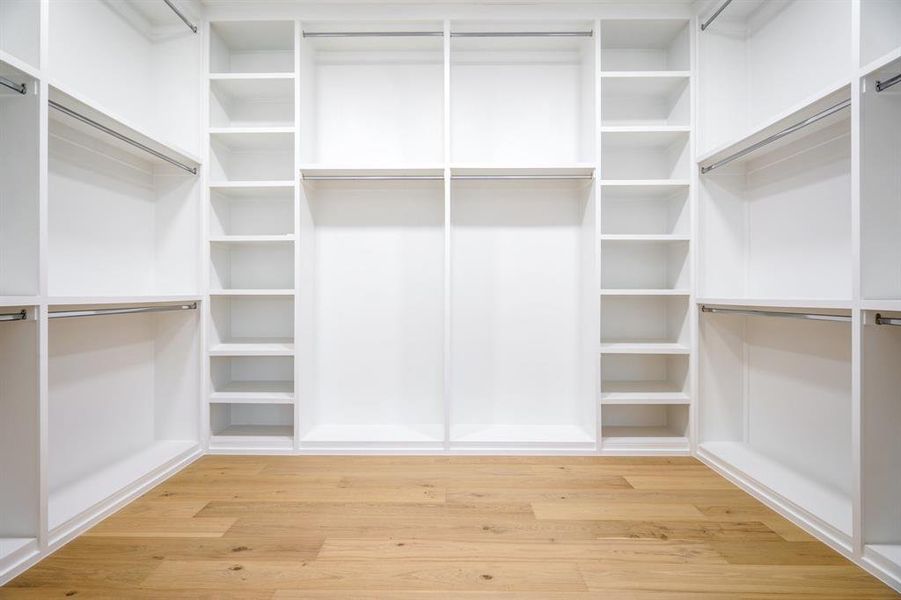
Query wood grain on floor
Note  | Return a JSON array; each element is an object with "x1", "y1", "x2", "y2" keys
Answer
[{"x1": 2, "y1": 456, "x2": 898, "y2": 599}]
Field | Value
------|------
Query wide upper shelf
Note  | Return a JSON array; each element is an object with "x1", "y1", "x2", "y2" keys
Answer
[
  {"x1": 698, "y1": 81, "x2": 851, "y2": 173},
  {"x1": 48, "y1": 84, "x2": 201, "y2": 173}
]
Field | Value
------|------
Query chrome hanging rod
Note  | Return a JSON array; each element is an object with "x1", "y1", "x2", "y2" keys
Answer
[
  {"x1": 162, "y1": 0, "x2": 198, "y2": 33},
  {"x1": 49, "y1": 302, "x2": 198, "y2": 320},
  {"x1": 0, "y1": 76, "x2": 26, "y2": 95},
  {"x1": 876, "y1": 73, "x2": 901, "y2": 93},
  {"x1": 49, "y1": 100, "x2": 198, "y2": 175},
  {"x1": 700, "y1": 98, "x2": 850, "y2": 174},
  {"x1": 452, "y1": 31, "x2": 592, "y2": 37},
  {"x1": 700, "y1": 305, "x2": 851, "y2": 323},
  {"x1": 303, "y1": 175, "x2": 444, "y2": 181},
  {"x1": 304, "y1": 31, "x2": 442, "y2": 38},
  {"x1": 452, "y1": 174, "x2": 593, "y2": 180},
  {"x1": 700, "y1": 0, "x2": 734, "y2": 31},
  {"x1": 875, "y1": 314, "x2": 901, "y2": 327},
  {"x1": 0, "y1": 310, "x2": 27, "y2": 323}
]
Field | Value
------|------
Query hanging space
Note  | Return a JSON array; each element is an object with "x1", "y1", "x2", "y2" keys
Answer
[{"x1": 860, "y1": 40, "x2": 901, "y2": 589}]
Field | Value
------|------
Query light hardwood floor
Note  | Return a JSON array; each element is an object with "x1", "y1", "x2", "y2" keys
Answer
[{"x1": 2, "y1": 456, "x2": 898, "y2": 598}]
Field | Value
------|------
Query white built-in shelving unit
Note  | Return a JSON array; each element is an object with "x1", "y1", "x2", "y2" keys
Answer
[
  {"x1": 692, "y1": 0, "x2": 901, "y2": 592},
  {"x1": 2, "y1": 0, "x2": 900, "y2": 594}
]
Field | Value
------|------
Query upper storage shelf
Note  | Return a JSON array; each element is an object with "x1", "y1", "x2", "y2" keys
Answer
[
  {"x1": 698, "y1": 0, "x2": 851, "y2": 156},
  {"x1": 600, "y1": 19, "x2": 689, "y2": 73},
  {"x1": 300, "y1": 21, "x2": 444, "y2": 165},
  {"x1": 861, "y1": 0, "x2": 901, "y2": 70},
  {"x1": 49, "y1": 0, "x2": 202, "y2": 156},
  {"x1": 210, "y1": 21, "x2": 296, "y2": 74},
  {"x1": 0, "y1": 0, "x2": 41, "y2": 70},
  {"x1": 450, "y1": 21, "x2": 596, "y2": 165}
]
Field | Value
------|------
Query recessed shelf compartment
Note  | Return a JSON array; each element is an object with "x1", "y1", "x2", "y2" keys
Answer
[
  {"x1": 450, "y1": 175, "x2": 596, "y2": 447},
  {"x1": 210, "y1": 21, "x2": 295, "y2": 74},
  {"x1": 600, "y1": 19, "x2": 689, "y2": 72},
  {"x1": 0, "y1": 61, "x2": 38, "y2": 296},
  {"x1": 298, "y1": 176, "x2": 444, "y2": 446},
  {"x1": 210, "y1": 356, "x2": 294, "y2": 404},
  {"x1": 450, "y1": 21, "x2": 596, "y2": 164},
  {"x1": 861, "y1": 56, "x2": 901, "y2": 302},
  {"x1": 602, "y1": 353, "x2": 689, "y2": 405},
  {"x1": 300, "y1": 21, "x2": 444, "y2": 165},
  {"x1": 210, "y1": 403, "x2": 294, "y2": 450},
  {"x1": 601, "y1": 73, "x2": 690, "y2": 126},
  {"x1": 49, "y1": 0, "x2": 201, "y2": 154},
  {"x1": 601, "y1": 404, "x2": 689, "y2": 452},
  {"x1": 699, "y1": 306, "x2": 853, "y2": 538},
  {"x1": 699, "y1": 86, "x2": 851, "y2": 301},
  {"x1": 601, "y1": 239, "x2": 689, "y2": 291},
  {"x1": 698, "y1": 0, "x2": 851, "y2": 155},
  {"x1": 0, "y1": 0, "x2": 40, "y2": 69},
  {"x1": 48, "y1": 305, "x2": 200, "y2": 532},
  {"x1": 210, "y1": 130, "x2": 295, "y2": 182},
  {"x1": 601, "y1": 294, "x2": 688, "y2": 347},
  {"x1": 860, "y1": 0, "x2": 901, "y2": 69},
  {"x1": 601, "y1": 129, "x2": 689, "y2": 180},
  {"x1": 48, "y1": 88, "x2": 200, "y2": 298},
  {"x1": 210, "y1": 76, "x2": 295, "y2": 128},
  {"x1": 601, "y1": 182, "x2": 689, "y2": 236},
  {"x1": 210, "y1": 238, "x2": 294, "y2": 292},
  {"x1": 210, "y1": 295, "x2": 294, "y2": 356},
  {"x1": 0, "y1": 306, "x2": 38, "y2": 575},
  {"x1": 861, "y1": 311, "x2": 901, "y2": 587}
]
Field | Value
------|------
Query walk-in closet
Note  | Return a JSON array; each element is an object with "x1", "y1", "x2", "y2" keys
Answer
[{"x1": 1, "y1": 0, "x2": 900, "y2": 596}]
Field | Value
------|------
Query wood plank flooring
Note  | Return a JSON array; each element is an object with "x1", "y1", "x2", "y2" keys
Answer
[{"x1": 2, "y1": 456, "x2": 898, "y2": 598}]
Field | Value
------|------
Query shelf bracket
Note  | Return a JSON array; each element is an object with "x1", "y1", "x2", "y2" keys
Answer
[{"x1": 0, "y1": 76, "x2": 26, "y2": 95}]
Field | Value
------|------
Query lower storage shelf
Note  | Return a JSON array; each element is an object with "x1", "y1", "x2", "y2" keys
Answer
[
  {"x1": 451, "y1": 424, "x2": 594, "y2": 446},
  {"x1": 48, "y1": 440, "x2": 198, "y2": 533},
  {"x1": 699, "y1": 441, "x2": 853, "y2": 538},
  {"x1": 301, "y1": 424, "x2": 443, "y2": 445},
  {"x1": 210, "y1": 403, "x2": 294, "y2": 450}
]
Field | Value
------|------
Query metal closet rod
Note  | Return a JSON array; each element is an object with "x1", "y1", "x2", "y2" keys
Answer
[
  {"x1": 303, "y1": 31, "x2": 592, "y2": 38},
  {"x1": 700, "y1": 97, "x2": 851, "y2": 174},
  {"x1": 49, "y1": 302, "x2": 198, "y2": 320},
  {"x1": 162, "y1": 0, "x2": 198, "y2": 34},
  {"x1": 875, "y1": 314, "x2": 901, "y2": 327},
  {"x1": 700, "y1": 305, "x2": 851, "y2": 323},
  {"x1": 0, "y1": 310, "x2": 27, "y2": 323},
  {"x1": 876, "y1": 73, "x2": 901, "y2": 93},
  {"x1": 0, "y1": 76, "x2": 26, "y2": 95},
  {"x1": 49, "y1": 100, "x2": 198, "y2": 175},
  {"x1": 700, "y1": 0, "x2": 734, "y2": 31}
]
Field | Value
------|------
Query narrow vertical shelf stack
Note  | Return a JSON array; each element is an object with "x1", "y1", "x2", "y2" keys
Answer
[
  {"x1": 859, "y1": 3, "x2": 901, "y2": 585},
  {"x1": 598, "y1": 19, "x2": 692, "y2": 453},
  {"x1": 207, "y1": 21, "x2": 298, "y2": 451}
]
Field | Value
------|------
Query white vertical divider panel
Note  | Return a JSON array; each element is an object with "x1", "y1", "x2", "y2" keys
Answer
[
  {"x1": 593, "y1": 19, "x2": 603, "y2": 452},
  {"x1": 850, "y1": 0, "x2": 864, "y2": 557},
  {"x1": 200, "y1": 18, "x2": 212, "y2": 451},
  {"x1": 293, "y1": 19, "x2": 302, "y2": 451},
  {"x1": 688, "y1": 13, "x2": 699, "y2": 454},
  {"x1": 442, "y1": 20, "x2": 452, "y2": 452}
]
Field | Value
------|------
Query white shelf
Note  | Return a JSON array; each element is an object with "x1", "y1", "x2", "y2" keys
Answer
[
  {"x1": 209, "y1": 289, "x2": 294, "y2": 297},
  {"x1": 209, "y1": 128, "x2": 294, "y2": 150},
  {"x1": 602, "y1": 429, "x2": 689, "y2": 452},
  {"x1": 48, "y1": 83, "x2": 201, "y2": 170},
  {"x1": 451, "y1": 424, "x2": 594, "y2": 445},
  {"x1": 698, "y1": 80, "x2": 851, "y2": 170},
  {"x1": 862, "y1": 299, "x2": 901, "y2": 312},
  {"x1": 210, "y1": 181, "x2": 295, "y2": 190},
  {"x1": 302, "y1": 424, "x2": 443, "y2": 444},
  {"x1": 48, "y1": 440, "x2": 198, "y2": 531},
  {"x1": 601, "y1": 382, "x2": 690, "y2": 404},
  {"x1": 600, "y1": 234, "x2": 689, "y2": 242},
  {"x1": 601, "y1": 179, "x2": 690, "y2": 187},
  {"x1": 601, "y1": 289, "x2": 690, "y2": 296},
  {"x1": 209, "y1": 126, "x2": 295, "y2": 136},
  {"x1": 210, "y1": 425, "x2": 294, "y2": 450},
  {"x1": 209, "y1": 341, "x2": 294, "y2": 357},
  {"x1": 209, "y1": 72, "x2": 295, "y2": 81},
  {"x1": 301, "y1": 165, "x2": 444, "y2": 179},
  {"x1": 0, "y1": 296, "x2": 38, "y2": 308},
  {"x1": 209, "y1": 235, "x2": 295, "y2": 244},
  {"x1": 449, "y1": 164, "x2": 595, "y2": 178},
  {"x1": 699, "y1": 441, "x2": 853, "y2": 536},
  {"x1": 697, "y1": 297, "x2": 853, "y2": 310},
  {"x1": 600, "y1": 125, "x2": 690, "y2": 134},
  {"x1": 861, "y1": 46, "x2": 901, "y2": 78},
  {"x1": 600, "y1": 70, "x2": 691, "y2": 79},
  {"x1": 47, "y1": 295, "x2": 202, "y2": 307},
  {"x1": 600, "y1": 342, "x2": 690, "y2": 355},
  {"x1": 210, "y1": 381, "x2": 294, "y2": 404}
]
